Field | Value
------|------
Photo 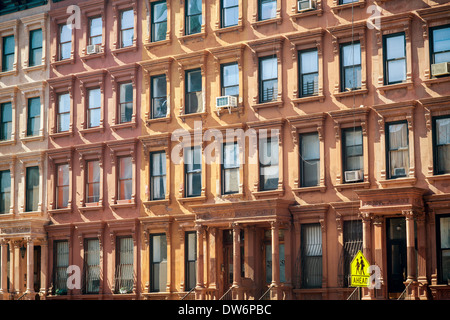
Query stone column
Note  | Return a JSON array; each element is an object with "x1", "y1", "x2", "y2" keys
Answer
[
  {"x1": 26, "y1": 238, "x2": 34, "y2": 295},
  {"x1": 195, "y1": 225, "x2": 205, "y2": 299},
  {"x1": 403, "y1": 210, "x2": 418, "y2": 299},
  {"x1": 271, "y1": 221, "x2": 281, "y2": 300},
  {"x1": 232, "y1": 223, "x2": 242, "y2": 299},
  {"x1": 0, "y1": 241, "x2": 7, "y2": 294},
  {"x1": 208, "y1": 227, "x2": 217, "y2": 298},
  {"x1": 372, "y1": 216, "x2": 385, "y2": 298},
  {"x1": 13, "y1": 241, "x2": 20, "y2": 295},
  {"x1": 40, "y1": 239, "x2": 48, "y2": 299}
]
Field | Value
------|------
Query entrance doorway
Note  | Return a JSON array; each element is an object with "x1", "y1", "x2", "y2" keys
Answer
[
  {"x1": 386, "y1": 218, "x2": 407, "y2": 298},
  {"x1": 33, "y1": 246, "x2": 41, "y2": 295}
]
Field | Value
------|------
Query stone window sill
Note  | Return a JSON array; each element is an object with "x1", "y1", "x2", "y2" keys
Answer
[
  {"x1": 110, "y1": 121, "x2": 137, "y2": 131},
  {"x1": 146, "y1": 116, "x2": 171, "y2": 126},
  {"x1": 292, "y1": 95, "x2": 325, "y2": 105},
  {"x1": 378, "y1": 81, "x2": 413, "y2": 94},
  {"x1": 48, "y1": 208, "x2": 72, "y2": 215},
  {"x1": 426, "y1": 174, "x2": 450, "y2": 182},
  {"x1": 251, "y1": 17, "x2": 282, "y2": 29},
  {"x1": 178, "y1": 196, "x2": 207, "y2": 204},
  {"x1": 252, "y1": 100, "x2": 283, "y2": 111},
  {"x1": 111, "y1": 45, "x2": 138, "y2": 56},
  {"x1": 143, "y1": 199, "x2": 170, "y2": 207},
  {"x1": 179, "y1": 32, "x2": 206, "y2": 44},
  {"x1": 144, "y1": 38, "x2": 171, "y2": 50},
  {"x1": 335, "y1": 181, "x2": 370, "y2": 192},
  {"x1": 290, "y1": 8, "x2": 323, "y2": 20},
  {"x1": 379, "y1": 177, "x2": 416, "y2": 187},
  {"x1": 292, "y1": 185, "x2": 326, "y2": 194},
  {"x1": 333, "y1": 88, "x2": 368, "y2": 100},
  {"x1": 252, "y1": 189, "x2": 284, "y2": 199},
  {"x1": 23, "y1": 64, "x2": 45, "y2": 73},
  {"x1": 331, "y1": 0, "x2": 366, "y2": 13},
  {"x1": 214, "y1": 24, "x2": 244, "y2": 36},
  {"x1": 423, "y1": 76, "x2": 450, "y2": 87}
]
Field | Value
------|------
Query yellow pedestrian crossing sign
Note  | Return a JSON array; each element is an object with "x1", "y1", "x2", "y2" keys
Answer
[{"x1": 350, "y1": 250, "x2": 370, "y2": 287}]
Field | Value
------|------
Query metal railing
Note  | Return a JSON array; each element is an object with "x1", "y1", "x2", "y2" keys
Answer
[
  {"x1": 258, "y1": 285, "x2": 273, "y2": 300},
  {"x1": 181, "y1": 287, "x2": 196, "y2": 300},
  {"x1": 219, "y1": 287, "x2": 233, "y2": 301},
  {"x1": 346, "y1": 287, "x2": 361, "y2": 300},
  {"x1": 397, "y1": 281, "x2": 412, "y2": 300},
  {"x1": 16, "y1": 293, "x2": 28, "y2": 300}
]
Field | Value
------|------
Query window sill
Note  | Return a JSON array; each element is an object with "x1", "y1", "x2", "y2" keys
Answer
[
  {"x1": 179, "y1": 32, "x2": 206, "y2": 44},
  {"x1": 215, "y1": 105, "x2": 244, "y2": 117},
  {"x1": 378, "y1": 81, "x2": 413, "y2": 94},
  {"x1": 179, "y1": 112, "x2": 207, "y2": 122},
  {"x1": 292, "y1": 95, "x2": 325, "y2": 105},
  {"x1": 0, "y1": 139, "x2": 15, "y2": 146},
  {"x1": 79, "y1": 204, "x2": 103, "y2": 212},
  {"x1": 79, "y1": 126, "x2": 104, "y2": 136},
  {"x1": 335, "y1": 181, "x2": 370, "y2": 192},
  {"x1": 48, "y1": 208, "x2": 72, "y2": 215},
  {"x1": 144, "y1": 38, "x2": 171, "y2": 50},
  {"x1": 218, "y1": 192, "x2": 244, "y2": 201},
  {"x1": 379, "y1": 177, "x2": 416, "y2": 187},
  {"x1": 146, "y1": 116, "x2": 171, "y2": 126},
  {"x1": 18, "y1": 211, "x2": 42, "y2": 218},
  {"x1": 0, "y1": 69, "x2": 17, "y2": 77},
  {"x1": 110, "y1": 201, "x2": 136, "y2": 209},
  {"x1": 292, "y1": 185, "x2": 326, "y2": 194},
  {"x1": 290, "y1": 8, "x2": 323, "y2": 21},
  {"x1": 51, "y1": 58, "x2": 75, "y2": 68},
  {"x1": 252, "y1": 100, "x2": 283, "y2": 111},
  {"x1": 110, "y1": 121, "x2": 137, "y2": 131},
  {"x1": 333, "y1": 88, "x2": 368, "y2": 100},
  {"x1": 252, "y1": 189, "x2": 284, "y2": 199},
  {"x1": 214, "y1": 24, "x2": 244, "y2": 36},
  {"x1": 251, "y1": 17, "x2": 282, "y2": 29},
  {"x1": 50, "y1": 131, "x2": 73, "y2": 139},
  {"x1": 426, "y1": 174, "x2": 450, "y2": 182},
  {"x1": 143, "y1": 199, "x2": 170, "y2": 208},
  {"x1": 23, "y1": 64, "x2": 45, "y2": 73},
  {"x1": 423, "y1": 76, "x2": 450, "y2": 87},
  {"x1": 20, "y1": 135, "x2": 44, "y2": 143},
  {"x1": 0, "y1": 213, "x2": 14, "y2": 220},
  {"x1": 331, "y1": 0, "x2": 366, "y2": 13},
  {"x1": 81, "y1": 52, "x2": 106, "y2": 61},
  {"x1": 178, "y1": 195, "x2": 207, "y2": 204},
  {"x1": 111, "y1": 45, "x2": 138, "y2": 56}
]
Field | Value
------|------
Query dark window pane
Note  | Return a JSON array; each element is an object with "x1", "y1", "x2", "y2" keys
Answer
[
  {"x1": 27, "y1": 97, "x2": 40, "y2": 136},
  {"x1": 0, "y1": 102, "x2": 12, "y2": 141},
  {"x1": 259, "y1": 0, "x2": 276, "y2": 20},
  {"x1": 300, "y1": 133, "x2": 320, "y2": 187},
  {"x1": 0, "y1": 170, "x2": 11, "y2": 214},
  {"x1": 26, "y1": 166, "x2": 39, "y2": 212}
]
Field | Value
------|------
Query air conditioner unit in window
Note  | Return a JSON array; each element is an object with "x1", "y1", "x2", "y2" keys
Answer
[
  {"x1": 344, "y1": 170, "x2": 362, "y2": 183},
  {"x1": 393, "y1": 167, "x2": 406, "y2": 177},
  {"x1": 298, "y1": 0, "x2": 316, "y2": 11},
  {"x1": 431, "y1": 62, "x2": 450, "y2": 77},
  {"x1": 216, "y1": 95, "x2": 237, "y2": 116},
  {"x1": 86, "y1": 44, "x2": 101, "y2": 55}
]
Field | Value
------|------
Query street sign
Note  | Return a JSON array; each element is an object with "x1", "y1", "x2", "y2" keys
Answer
[{"x1": 350, "y1": 250, "x2": 370, "y2": 287}]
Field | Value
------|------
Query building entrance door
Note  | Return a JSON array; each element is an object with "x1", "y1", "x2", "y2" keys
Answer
[
  {"x1": 222, "y1": 230, "x2": 234, "y2": 292},
  {"x1": 386, "y1": 218, "x2": 407, "y2": 297},
  {"x1": 33, "y1": 246, "x2": 41, "y2": 296}
]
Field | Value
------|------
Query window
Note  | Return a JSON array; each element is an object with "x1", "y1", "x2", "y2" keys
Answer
[
  {"x1": 150, "y1": 234, "x2": 167, "y2": 292},
  {"x1": 87, "y1": 88, "x2": 101, "y2": 128},
  {"x1": 299, "y1": 132, "x2": 320, "y2": 187},
  {"x1": 0, "y1": 170, "x2": 11, "y2": 214},
  {"x1": 84, "y1": 238, "x2": 100, "y2": 294},
  {"x1": 340, "y1": 0, "x2": 358, "y2": 4},
  {"x1": 259, "y1": 136, "x2": 279, "y2": 191},
  {"x1": 221, "y1": 0, "x2": 238, "y2": 28},
  {"x1": 29, "y1": 29, "x2": 42, "y2": 67},
  {"x1": 119, "y1": 83, "x2": 133, "y2": 123},
  {"x1": 383, "y1": 33, "x2": 406, "y2": 85},
  {"x1": 185, "y1": 69, "x2": 203, "y2": 114},
  {"x1": 151, "y1": 75, "x2": 167, "y2": 119},
  {"x1": 89, "y1": 17, "x2": 102, "y2": 46},
  {"x1": 221, "y1": 62, "x2": 239, "y2": 97},
  {"x1": 342, "y1": 127, "x2": 363, "y2": 182},
  {"x1": 27, "y1": 97, "x2": 40, "y2": 136},
  {"x1": 2, "y1": 35, "x2": 14, "y2": 72},
  {"x1": 341, "y1": 220, "x2": 362, "y2": 287},
  {"x1": 431, "y1": 25, "x2": 450, "y2": 67},
  {"x1": 150, "y1": 151, "x2": 166, "y2": 201},
  {"x1": 185, "y1": 0, "x2": 202, "y2": 35},
  {"x1": 57, "y1": 93, "x2": 70, "y2": 133},
  {"x1": 301, "y1": 223, "x2": 322, "y2": 288},
  {"x1": 115, "y1": 236, "x2": 134, "y2": 294},
  {"x1": 185, "y1": 146, "x2": 202, "y2": 197},
  {"x1": 433, "y1": 116, "x2": 450, "y2": 175},
  {"x1": 259, "y1": 0, "x2": 276, "y2": 21},
  {"x1": 120, "y1": 9, "x2": 134, "y2": 48},
  {"x1": 259, "y1": 56, "x2": 278, "y2": 103},
  {"x1": 118, "y1": 156, "x2": 132, "y2": 201},
  {"x1": 54, "y1": 240, "x2": 69, "y2": 295},
  {"x1": 222, "y1": 142, "x2": 239, "y2": 195},
  {"x1": 299, "y1": 49, "x2": 318, "y2": 97},
  {"x1": 151, "y1": 1, "x2": 167, "y2": 42},
  {"x1": 25, "y1": 166, "x2": 39, "y2": 212},
  {"x1": 56, "y1": 164, "x2": 69, "y2": 209},
  {"x1": 86, "y1": 160, "x2": 100, "y2": 204},
  {"x1": 0, "y1": 102, "x2": 12, "y2": 141},
  {"x1": 59, "y1": 24, "x2": 72, "y2": 61},
  {"x1": 340, "y1": 42, "x2": 361, "y2": 91},
  {"x1": 386, "y1": 121, "x2": 409, "y2": 179},
  {"x1": 185, "y1": 231, "x2": 197, "y2": 291},
  {"x1": 437, "y1": 215, "x2": 450, "y2": 284}
]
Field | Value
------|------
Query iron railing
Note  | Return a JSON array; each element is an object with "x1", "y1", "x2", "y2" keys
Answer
[
  {"x1": 181, "y1": 287, "x2": 196, "y2": 300},
  {"x1": 219, "y1": 287, "x2": 233, "y2": 301},
  {"x1": 258, "y1": 285, "x2": 273, "y2": 300},
  {"x1": 397, "y1": 281, "x2": 413, "y2": 300},
  {"x1": 346, "y1": 287, "x2": 361, "y2": 300}
]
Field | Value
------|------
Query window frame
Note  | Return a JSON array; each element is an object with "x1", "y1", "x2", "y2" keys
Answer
[
  {"x1": 114, "y1": 236, "x2": 134, "y2": 294},
  {"x1": 87, "y1": 88, "x2": 102, "y2": 129},
  {"x1": 184, "y1": 231, "x2": 197, "y2": 291},
  {"x1": 151, "y1": 0, "x2": 168, "y2": 43},
  {"x1": 53, "y1": 240, "x2": 69, "y2": 295},
  {"x1": 150, "y1": 74, "x2": 168, "y2": 120},
  {"x1": 220, "y1": 62, "x2": 239, "y2": 98},
  {"x1": 56, "y1": 92, "x2": 70, "y2": 133},
  {"x1": 342, "y1": 127, "x2": 364, "y2": 181},
  {"x1": 184, "y1": 145, "x2": 202, "y2": 198},
  {"x1": 88, "y1": 16, "x2": 103, "y2": 46},
  {"x1": 1, "y1": 35, "x2": 15, "y2": 72},
  {"x1": 150, "y1": 151, "x2": 167, "y2": 201},
  {"x1": 258, "y1": 0, "x2": 277, "y2": 21},
  {"x1": 56, "y1": 163, "x2": 70, "y2": 210},
  {"x1": 432, "y1": 115, "x2": 450, "y2": 175},
  {"x1": 430, "y1": 24, "x2": 450, "y2": 68},
  {"x1": 258, "y1": 55, "x2": 278, "y2": 104},
  {"x1": 299, "y1": 132, "x2": 320, "y2": 188},
  {"x1": 85, "y1": 160, "x2": 101, "y2": 205},
  {"x1": 0, "y1": 169, "x2": 11, "y2": 215},
  {"x1": 27, "y1": 97, "x2": 41, "y2": 137},
  {"x1": 185, "y1": 0, "x2": 203, "y2": 36},
  {"x1": 385, "y1": 120, "x2": 410, "y2": 180},
  {"x1": 58, "y1": 23, "x2": 72, "y2": 61},
  {"x1": 83, "y1": 238, "x2": 101, "y2": 295},
  {"x1": 221, "y1": 141, "x2": 240, "y2": 195},
  {"x1": 118, "y1": 82, "x2": 134, "y2": 124},
  {"x1": 259, "y1": 135, "x2": 279, "y2": 192},
  {"x1": 29, "y1": 28, "x2": 43, "y2": 67},
  {"x1": 340, "y1": 41, "x2": 362, "y2": 92},
  {"x1": 221, "y1": 0, "x2": 239, "y2": 28},
  {"x1": 383, "y1": 32, "x2": 407, "y2": 86},
  {"x1": 436, "y1": 214, "x2": 450, "y2": 285},
  {"x1": 185, "y1": 68, "x2": 203, "y2": 115},
  {"x1": 0, "y1": 102, "x2": 12, "y2": 141},
  {"x1": 149, "y1": 233, "x2": 168, "y2": 292},
  {"x1": 301, "y1": 223, "x2": 323, "y2": 289},
  {"x1": 25, "y1": 166, "x2": 40, "y2": 213},
  {"x1": 298, "y1": 48, "x2": 319, "y2": 98},
  {"x1": 119, "y1": 9, "x2": 135, "y2": 48}
]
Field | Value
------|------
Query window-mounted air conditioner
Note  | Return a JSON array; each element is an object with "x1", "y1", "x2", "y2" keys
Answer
[
  {"x1": 216, "y1": 95, "x2": 237, "y2": 115},
  {"x1": 86, "y1": 44, "x2": 101, "y2": 55},
  {"x1": 344, "y1": 170, "x2": 362, "y2": 183},
  {"x1": 393, "y1": 167, "x2": 406, "y2": 177},
  {"x1": 431, "y1": 62, "x2": 450, "y2": 77},
  {"x1": 298, "y1": 0, "x2": 316, "y2": 12}
]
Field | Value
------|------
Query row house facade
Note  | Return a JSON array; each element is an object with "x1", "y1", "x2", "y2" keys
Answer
[{"x1": 0, "y1": 0, "x2": 449, "y2": 301}]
